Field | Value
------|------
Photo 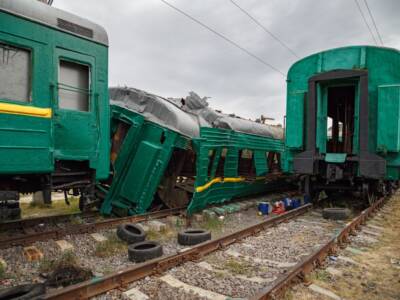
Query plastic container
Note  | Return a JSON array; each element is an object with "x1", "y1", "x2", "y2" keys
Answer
[
  {"x1": 292, "y1": 199, "x2": 300, "y2": 209},
  {"x1": 258, "y1": 202, "x2": 269, "y2": 215},
  {"x1": 283, "y1": 197, "x2": 292, "y2": 209}
]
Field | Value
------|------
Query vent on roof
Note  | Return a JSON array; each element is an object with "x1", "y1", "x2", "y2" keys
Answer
[{"x1": 57, "y1": 18, "x2": 93, "y2": 38}]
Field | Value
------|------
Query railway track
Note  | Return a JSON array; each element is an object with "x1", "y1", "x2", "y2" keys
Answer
[
  {"x1": 41, "y1": 204, "x2": 312, "y2": 299},
  {"x1": 0, "y1": 191, "x2": 297, "y2": 249},
  {"x1": 0, "y1": 208, "x2": 184, "y2": 249},
  {"x1": 39, "y1": 195, "x2": 388, "y2": 300}
]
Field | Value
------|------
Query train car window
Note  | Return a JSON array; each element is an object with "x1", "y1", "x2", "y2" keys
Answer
[
  {"x1": 58, "y1": 60, "x2": 90, "y2": 111},
  {"x1": 216, "y1": 148, "x2": 227, "y2": 176},
  {"x1": 0, "y1": 43, "x2": 31, "y2": 102},
  {"x1": 208, "y1": 149, "x2": 216, "y2": 178},
  {"x1": 238, "y1": 149, "x2": 255, "y2": 177}
]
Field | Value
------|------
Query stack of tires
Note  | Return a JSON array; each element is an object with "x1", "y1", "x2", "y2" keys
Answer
[{"x1": 117, "y1": 224, "x2": 163, "y2": 263}]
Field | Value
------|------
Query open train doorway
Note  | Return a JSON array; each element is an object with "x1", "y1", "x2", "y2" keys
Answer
[{"x1": 326, "y1": 85, "x2": 356, "y2": 154}]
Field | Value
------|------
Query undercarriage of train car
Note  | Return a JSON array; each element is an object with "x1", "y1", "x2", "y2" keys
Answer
[{"x1": 0, "y1": 161, "x2": 97, "y2": 220}]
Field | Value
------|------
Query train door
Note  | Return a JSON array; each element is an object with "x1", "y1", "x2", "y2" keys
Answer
[
  {"x1": 53, "y1": 48, "x2": 97, "y2": 161},
  {"x1": 323, "y1": 84, "x2": 357, "y2": 155}
]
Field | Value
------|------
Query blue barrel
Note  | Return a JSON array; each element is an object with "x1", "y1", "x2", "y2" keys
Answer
[
  {"x1": 258, "y1": 202, "x2": 269, "y2": 215},
  {"x1": 292, "y1": 199, "x2": 300, "y2": 209},
  {"x1": 283, "y1": 197, "x2": 292, "y2": 209}
]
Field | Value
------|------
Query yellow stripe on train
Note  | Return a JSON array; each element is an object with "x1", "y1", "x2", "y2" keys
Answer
[
  {"x1": 0, "y1": 103, "x2": 52, "y2": 118},
  {"x1": 195, "y1": 176, "x2": 245, "y2": 193}
]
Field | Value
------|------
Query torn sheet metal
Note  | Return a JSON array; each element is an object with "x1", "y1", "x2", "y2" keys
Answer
[
  {"x1": 109, "y1": 87, "x2": 283, "y2": 140},
  {"x1": 109, "y1": 87, "x2": 202, "y2": 138}
]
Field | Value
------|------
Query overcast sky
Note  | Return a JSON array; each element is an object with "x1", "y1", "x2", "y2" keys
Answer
[{"x1": 54, "y1": 0, "x2": 400, "y2": 124}]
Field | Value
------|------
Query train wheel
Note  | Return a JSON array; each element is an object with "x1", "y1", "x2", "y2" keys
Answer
[{"x1": 303, "y1": 176, "x2": 316, "y2": 202}]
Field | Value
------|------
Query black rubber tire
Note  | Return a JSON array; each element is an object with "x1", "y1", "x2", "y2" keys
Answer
[
  {"x1": 0, "y1": 283, "x2": 45, "y2": 300},
  {"x1": 128, "y1": 241, "x2": 163, "y2": 263},
  {"x1": 177, "y1": 229, "x2": 211, "y2": 246},
  {"x1": 117, "y1": 223, "x2": 146, "y2": 244},
  {"x1": 322, "y1": 208, "x2": 351, "y2": 220}
]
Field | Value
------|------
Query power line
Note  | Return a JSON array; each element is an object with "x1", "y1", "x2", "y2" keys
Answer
[
  {"x1": 160, "y1": 0, "x2": 285, "y2": 76},
  {"x1": 230, "y1": 0, "x2": 299, "y2": 58},
  {"x1": 363, "y1": 0, "x2": 384, "y2": 45},
  {"x1": 354, "y1": 0, "x2": 378, "y2": 45}
]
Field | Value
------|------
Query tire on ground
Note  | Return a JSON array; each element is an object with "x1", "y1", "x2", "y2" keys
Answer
[
  {"x1": 128, "y1": 241, "x2": 163, "y2": 263},
  {"x1": 322, "y1": 207, "x2": 351, "y2": 220},
  {"x1": 117, "y1": 223, "x2": 146, "y2": 244},
  {"x1": 0, "y1": 283, "x2": 45, "y2": 300},
  {"x1": 177, "y1": 229, "x2": 211, "y2": 246}
]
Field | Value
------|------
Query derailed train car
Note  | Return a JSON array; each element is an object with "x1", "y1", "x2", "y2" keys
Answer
[
  {"x1": 98, "y1": 88, "x2": 284, "y2": 216},
  {"x1": 284, "y1": 46, "x2": 400, "y2": 201}
]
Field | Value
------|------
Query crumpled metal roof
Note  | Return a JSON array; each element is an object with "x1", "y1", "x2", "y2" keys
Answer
[
  {"x1": 110, "y1": 87, "x2": 202, "y2": 137},
  {"x1": 110, "y1": 87, "x2": 283, "y2": 140},
  {"x1": 182, "y1": 92, "x2": 284, "y2": 139}
]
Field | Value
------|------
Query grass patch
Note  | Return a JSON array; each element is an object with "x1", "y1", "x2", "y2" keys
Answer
[
  {"x1": 39, "y1": 250, "x2": 92, "y2": 287},
  {"x1": 39, "y1": 250, "x2": 78, "y2": 274},
  {"x1": 69, "y1": 215, "x2": 84, "y2": 225},
  {"x1": 201, "y1": 217, "x2": 224, "y2": 232},
  {"x1": 101, "y1": 266, "x2": 115, "y2": 275},
  {"x1": 146, "y1": 227, "x2": 176, "y2": 241},
  {"x1": 21, "y1": 196, "x2": 80, "y2": 219},
  {"x1": 0, "y1": 262, "x2": 5, "y2": 279},
  {"x1": 310, "y1": 269, "x2": 330, "y2": 282},
  {"x1": 221, "y1": 258, "x2": 253, "y2": 276},
  {"x1": 94, "y1": 235, "x2": 127, "y2": 258},
  {"x1": 214, "y1": 271, "x2": 226, "y2": 279}
]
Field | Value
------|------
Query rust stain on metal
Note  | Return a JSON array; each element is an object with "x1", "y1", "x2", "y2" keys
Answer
[{"x1": 0, "y1": 207, "x2": 184, "y2": 249}]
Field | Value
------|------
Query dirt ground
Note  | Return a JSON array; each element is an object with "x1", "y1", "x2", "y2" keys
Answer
[{"x1": 286, "y1": 193, "x2": 400, "y2": 300}]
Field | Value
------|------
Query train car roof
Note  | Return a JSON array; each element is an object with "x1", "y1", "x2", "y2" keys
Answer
[
  {"x1": 0, "y1": 0, "x2": 108, "y2": 46},
  {"x1": 110, "y1": 87, "x2": 283, "y2": 140},
  {"x1": 288, "y1": 45, "x2": 400, "y2": 75},
  {"x1": 110, "y1": 87, "x2": 203, "y2": 138}
]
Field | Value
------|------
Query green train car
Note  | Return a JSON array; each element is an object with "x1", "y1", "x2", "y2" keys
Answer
[
  {"x1": 0, "y1": 0, "x2": 110, "y2": 219},
  {"x1": 99, "y1": 88, "x2": 284, "y2": 216},
  {"x1": 284, "y1": 46, "x2": 400, "y2": 201}
]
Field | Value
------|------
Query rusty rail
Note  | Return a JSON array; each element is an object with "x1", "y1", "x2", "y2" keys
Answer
[
  {"x1": 0, "y1": 207, "x2": 184, "y2": 249},
  {"x1": 250, "y1": 196, "x2": 387, "y2": 300},
  {"x1": 0, "y1": 211, "x2": 97, "y2": 232},
  {"x1": 43, "y1": 204, "x2": 312, "y2": 300}
]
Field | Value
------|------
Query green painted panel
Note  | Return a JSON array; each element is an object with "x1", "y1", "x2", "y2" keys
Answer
[
  {"x1": 377, "y1": 85, "x2": 400, "y2": 152},
  {"x1": 254, "y1": 150, "x2": 268, "y2": 175},
  {"x1": 286, "y1": 91, "x2": 305, "y2": 149},
  {"x1": 0, "y1": 10, "x2": 109, "y2": 179},
  {"x1": 321, "y1": 47, "x2": 363, "y2": 71},
  {"x1": 120, "y1": 141, "x2": 161, "y2": 200},
  {"x1": 101, "y1": 106, "x2": 186, "y2": 216},
  {"x1": 187, "y1": 127, "x2": 284, "y2": 214},
  {"x1": 325, "y1": 153, "x2": 347, "y2": 163}
]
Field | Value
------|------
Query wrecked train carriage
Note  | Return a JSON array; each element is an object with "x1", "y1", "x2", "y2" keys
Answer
[{"x1": 100, "y1": 87, "x2": 284, "y2": 216}]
